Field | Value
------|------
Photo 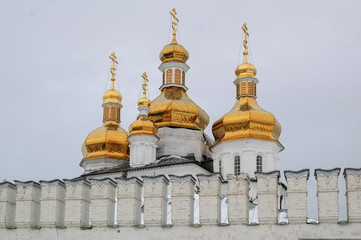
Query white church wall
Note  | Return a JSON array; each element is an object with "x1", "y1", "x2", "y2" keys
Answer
[
  {"x1": 156, "y1": 127, "x2": 210, "y2": 162},
  {"x1": 212, "y1": 139, "x2": 282, "y2": 179}
]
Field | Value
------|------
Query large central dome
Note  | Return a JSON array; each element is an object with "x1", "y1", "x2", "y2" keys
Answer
[{"x1": 148, "y1": 87, "x2": 209, "y2": 131}]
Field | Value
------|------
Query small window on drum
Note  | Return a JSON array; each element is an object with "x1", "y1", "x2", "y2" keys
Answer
[
  {"x1": 175, "y1": 69, "x2": 181, "y2": 84},
  {"x1": 256, "y1": 155, "x2": 263, "y2": 172},
  {"x1": 234, "y1": 156, "x2": 240, "y2": 175}
]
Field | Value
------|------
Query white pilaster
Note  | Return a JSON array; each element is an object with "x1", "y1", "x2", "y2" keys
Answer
[
  {"x1": 39, "y1": 180, "x2": 66, "y2": 228},
  {"x1": 284, "y1": 169, "x2": 309, "y2": 223},
  {"x1": 116, "y1": 177, "x2": 143, "y2": 226},
  {"x1": 197, "y1": 173, "x2": 222, "y2": 225},
  {"x1": 169, "y1": 175, "x2": 196, "y2": 226},
  {"x1": 143, "y1": 175, "x2": 169, "y2": 226},
  {"x1": 90, "y1": 178, "x2": 117, "y2": 227},
  {"x1": 227, "y1": 174, "x2": 250, "y2": 225},
  {"x1": 0, "y1": 182, "x2": 17, "y2": 229},
  {"x1": 255, "y1": 171, "x2": 280, "y2": 224},
  {"x1": 64, "y1": 179, "x2": 91, "y2": 228},
  {"x1": 315, "y1": 168, "x2": 340, "y2": 223},
  {"x1": 14, "y1": 180, "x2": 41, "y2": 228}
]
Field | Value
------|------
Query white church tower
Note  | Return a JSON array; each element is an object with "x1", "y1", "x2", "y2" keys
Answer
[
  {"x1": 211, "y1": 23, "x2": 284, "y2": 179},
  {"x1": 128, "y1": 72, "x2": 158, "y2": 167}
]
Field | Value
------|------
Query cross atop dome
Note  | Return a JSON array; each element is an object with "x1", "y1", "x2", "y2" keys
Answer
[{"x1": 170, "y1": 8, "x2": 179, "y2": 44}]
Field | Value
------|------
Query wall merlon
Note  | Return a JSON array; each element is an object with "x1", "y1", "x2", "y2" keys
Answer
[
  {"x1": 315, "y1": 168, "x2": 340, "y2": 223},
  {"x1": 143, "y1": 175, "x2": 168, "y2": 226},
  {"x1": 14, "y1": 180, "x2": 41, "y2": 228},
  {"x1": 227, "y1": 174, "x2": 249, "y2": 225},
  {"x1": 116, "y1": 177, "x2": 142, "y2": 227},
  {"x1": 170, "y1": 175, "x2": 196, "y2": 226},
  {"x1": 0, "y1": 182, "x2": 17, "y2": 228},
  {"x1": 256, "y1": 171, "x2": 279, "y2": 224},
  {"x1": 198, "y1": 173, "x2": 222, "y2": 225},
  {"x1": 343, "y1": 168, "x2": 361, "y2": 223},
  {"x1": 284, "y1": 170, "x2": 309, "y2": 223}
]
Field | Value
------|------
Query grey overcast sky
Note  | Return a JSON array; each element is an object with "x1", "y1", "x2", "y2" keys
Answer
[{"x1": 0, "y1": 0, "x2": 360, "y2": 218}]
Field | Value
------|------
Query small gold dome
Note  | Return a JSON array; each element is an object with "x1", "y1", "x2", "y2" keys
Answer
[
  {"x1": 235, "y1": 62, "x2": 257, "y2": 78},
  {"x1": 148, "y1": 87, "x2": 209, "y2": 131},
  {"x1": 159, "y1": 43, "x2": 189, "y2": 63},
  {"x1": 212, "y1": 97, "x2": 282, "y2": 147},
  {"x1": 235, "y1": 53, "x2": 257, "y2": 78},
  {"x1": 129, "y1": 116, "x2": 158, "y2": 136},
  {"x1": 137, "y1": 97, "x2": 151, "y2": 108},
  {"x1": 103, "y1": 89, "x2": 122, "y2": 104},
  {"x1": 83, "y1": 121, "x2": 129, "y2": 160}
]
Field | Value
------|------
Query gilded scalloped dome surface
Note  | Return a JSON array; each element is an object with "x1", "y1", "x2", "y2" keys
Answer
[
  {"x1": 103, "y1": 89, "x2": 122, "y2": 104},
  {"x1": 159, "y1": 43, "x2": 189, "y2": 63},
  {"x1": 129, "y1": 116, "x2": 158, "y2": 136},
  {"x1": 82, "y1": 122, "x2": 129, "y2": 160},
  {"x1": 212, "y1": 97, "x2": 281, "y2": 146},
  {"x1": 148, "y1": 87, "x2": 209, "y2": 131}
]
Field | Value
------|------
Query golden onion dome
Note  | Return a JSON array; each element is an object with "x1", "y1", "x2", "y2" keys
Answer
[
  {"x1": 212, "y1": 96, "x2": 282, "y2": 147},
  {"x1": 137, "y1": 96, "x2": 151, "y2": 108},
  {"x1": 159, "y1": 42, "x2": 189, "y2": 63},
  {"x1": 129, "y1": 116, "x2": 158, "y2": 136},
  {"x1": 148, "y1": 86, "x2": 209, "y2": 131},
  {"x1": 83, "y1": 121, "x2": 129, "y2": 160},
  {"x1": 103, "y1": 89, "x2": 122, "y2": 104},
  {"x1": 235, "y1": 59, "x2": 257, "y2": 78}
]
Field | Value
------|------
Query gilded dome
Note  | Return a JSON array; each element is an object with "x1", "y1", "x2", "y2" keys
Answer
[
  {"x1": 103, "y1": 89, "x2": 122, "y2": 104},
  {"x1": 137, "y1": 97, "x2": 151, "y2": 108},
  {"x1": 129, "y1": 116, "x2": 158, "y2": 136},
  {"x1": 212, "y1": 96, "x2": 282, "y2": 147},
  {"x1": 148, "y1": 87, "x2": 209, "y2": 131},
  {"x1": 159, "y1": 43, "x2": 189, "y2": 63},
  {"x1": 83, "y1": 121, "x2": 129, "y2": 160},
  {"x1": 235, "y1": 60, "x2": 257, "y2": 78}
]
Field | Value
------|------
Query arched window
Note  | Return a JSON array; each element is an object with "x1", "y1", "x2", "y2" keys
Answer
[
  {"x1": 175, "y1": 69, "x2": 181, "y2": 84},
  {"x1": 182, "y1": 71, "x2": 185, "y2": 85},
  {"x1": 219, "y1": 159, "x2": 223, "y2": 175},
  {"x1": 234, "y1": 156, "x2": 240, "y2": 175},
  {"x1": 256, "y1": 155, "x2": 263, "y2": 172},
  {"x1": 166, "y1": 69, "x2": 173, "y2": 84}
]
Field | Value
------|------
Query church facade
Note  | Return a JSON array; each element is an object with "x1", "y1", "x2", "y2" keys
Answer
[{"x1": 0, "y1": 9, "x2": 360, "y2": 240}]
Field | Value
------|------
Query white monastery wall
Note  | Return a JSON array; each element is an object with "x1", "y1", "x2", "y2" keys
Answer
[{"x1": 0, "y1": 168, "x2": 361, "y2": 240}]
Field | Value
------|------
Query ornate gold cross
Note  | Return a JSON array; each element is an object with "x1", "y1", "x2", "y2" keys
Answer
[
  {"x1": 242, "y1": 23, "x2": 249, "y2": 52},
  {"x1": 141, "y1": 72, "x2": 149, "y2": 98},
  {"x1": 170, "y1": 8, "x2": 179, "y2": 43},
  {"x1": 109, "y1": 52, "x2": 118, "y2": 89}
]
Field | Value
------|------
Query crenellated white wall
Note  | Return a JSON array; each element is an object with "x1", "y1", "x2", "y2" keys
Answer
[{"x1": 0, "y1": 168, "x2": 361, "y2": 240}]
